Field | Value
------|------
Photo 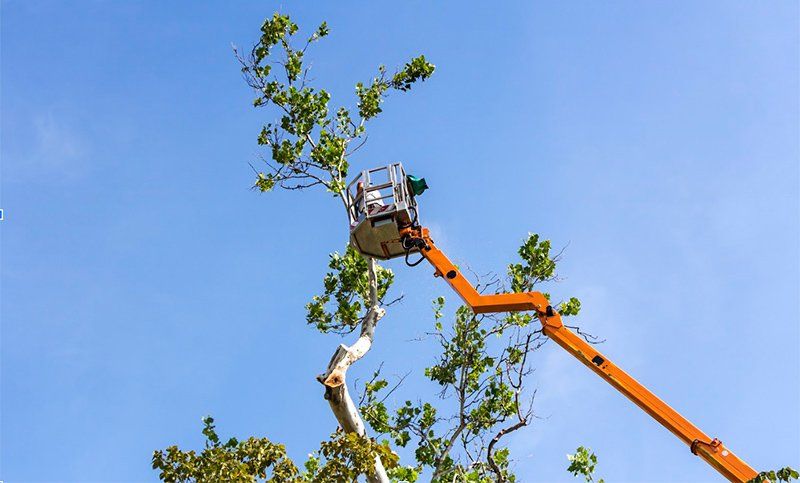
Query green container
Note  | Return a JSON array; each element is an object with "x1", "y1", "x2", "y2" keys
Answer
[{"x1": 407, "y1": 175, "x2": 429, "y2": 196}]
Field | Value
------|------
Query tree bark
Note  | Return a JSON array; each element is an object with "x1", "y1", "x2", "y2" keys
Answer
[{"x1": 317, "y1": 257, "x2": 390, "y2": 483}]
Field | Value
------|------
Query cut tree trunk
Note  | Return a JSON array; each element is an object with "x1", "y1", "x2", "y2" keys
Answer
[{"x1": 317, "y1": 257, "x2": 390, "y2": 483}]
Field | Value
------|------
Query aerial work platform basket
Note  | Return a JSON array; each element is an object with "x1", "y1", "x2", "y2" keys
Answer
[{"x1": 345, "y1": 163, "x2": 426, "y2": 260}]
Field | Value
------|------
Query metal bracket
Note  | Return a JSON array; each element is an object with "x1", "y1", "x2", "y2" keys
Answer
[{"x1": 691, "y1": 437, "x2": 722, "y2": 455}]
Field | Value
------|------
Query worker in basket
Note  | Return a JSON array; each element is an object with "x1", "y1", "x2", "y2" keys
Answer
[{"x1": 355, "y1": 180, "x2": 384, "y2": 217}]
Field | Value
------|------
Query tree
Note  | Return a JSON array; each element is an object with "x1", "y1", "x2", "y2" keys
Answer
[{"x1": 153, "y1": 12, "x2": 798, "y2": 483}]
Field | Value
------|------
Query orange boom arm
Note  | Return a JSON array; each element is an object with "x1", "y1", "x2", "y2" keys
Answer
[{"x1": 402, "y1": 226, "x2": 758, "y2": 483}]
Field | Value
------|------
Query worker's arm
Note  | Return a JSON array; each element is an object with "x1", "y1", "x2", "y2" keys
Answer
[{"x1": 408, "y1": 227, "x2": 758, "y2": 483}]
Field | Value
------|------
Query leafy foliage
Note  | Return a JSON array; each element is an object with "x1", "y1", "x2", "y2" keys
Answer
[
  {"x1": 236, "y1": 13, "x2": 434, "y2": 196},
  {"x1": 153, "y1": 417, "x2": 400, "y2": 483},
  {"x1": 307, "y1": 430, "x2": 399, "y2": 481},
  {"x1": 508, "y1": 233, "x2": 557, "y2": 293},
  {"x1": 152, "y1": 416, "x2": 298, "y2": 482},
  {"x1": 567, "y1": 446, "x2": 604, "y2": 483},
  {"x1": 749, "y1": 467, "x2": 800, "y2": 483},
  {"x1": 306, "y1": 245, "x2": 394, "y2": 333}
]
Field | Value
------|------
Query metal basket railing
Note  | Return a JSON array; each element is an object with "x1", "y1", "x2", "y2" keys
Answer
[{"x1": 345, "y1": 163, "x2": 414, "y2": 226}]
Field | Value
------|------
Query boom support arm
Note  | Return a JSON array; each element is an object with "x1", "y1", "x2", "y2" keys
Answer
[{"x1": 403, "y1": 227, "x2": 758, "y2": 483}]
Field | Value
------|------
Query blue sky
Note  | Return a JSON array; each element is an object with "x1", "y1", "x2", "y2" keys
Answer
[{"x1": 1, "y1": 1, "x2": 798, "y2": 482}]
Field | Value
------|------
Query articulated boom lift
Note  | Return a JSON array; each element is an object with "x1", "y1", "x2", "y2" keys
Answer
[{"x1": 345, "y1": 163, "x2": 760, "y2": 482}]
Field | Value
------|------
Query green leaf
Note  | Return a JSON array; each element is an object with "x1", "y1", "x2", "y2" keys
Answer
[{"x1": 305, "y1": 246, "x2": 394, "y2": 334}]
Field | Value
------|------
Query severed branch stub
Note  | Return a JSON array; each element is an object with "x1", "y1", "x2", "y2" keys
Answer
[
  {"x1": 321, "y1": 345, "x2": 349, "y2": 389},
  {"x1": 316, "y1": 257, "x2": 390, "y2": 483}
]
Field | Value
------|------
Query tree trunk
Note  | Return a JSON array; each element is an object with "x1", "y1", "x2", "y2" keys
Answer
[{"x1": 317, "y1": 257, "x2": 390, "y2": 483}]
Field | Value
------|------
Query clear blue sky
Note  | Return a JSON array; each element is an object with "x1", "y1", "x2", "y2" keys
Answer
[{"x1": 2, "y1": 2, "x2": 798, "y2": 482}]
